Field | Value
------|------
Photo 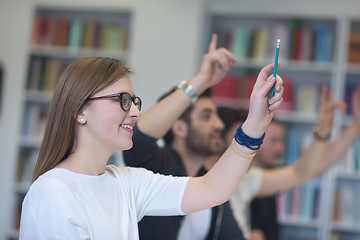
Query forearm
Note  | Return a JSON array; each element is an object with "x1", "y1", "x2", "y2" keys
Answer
[
  {"x1": 294, "y1": 123, "x2": 359, "y2": 182},
  {"x1": 137, "y1": 75, "x2": 209, "y2": 138},
  {"x1": 137, "y1": 89, "x2": 191, "y2": 138},
  {"x1": 293, "y1": 139, "x2": 328, "y2": 181},
  {"x1": 257, "y1": 141, "x2": 327, "y2": 197},
  {"x1": 321, "y1": 122, "x2": 360, "y2": 171},
  {"x1": 182, "y1": 141, "x2": 254, "y2": 213}
]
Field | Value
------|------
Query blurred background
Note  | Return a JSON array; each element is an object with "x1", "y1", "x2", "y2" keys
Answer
[{"x1": 1, "y1": 0, "x2": 360, "y2": 239}]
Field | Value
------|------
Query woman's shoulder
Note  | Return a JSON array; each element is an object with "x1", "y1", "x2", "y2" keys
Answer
[
  {"x1": 106, "y1": 165, "x2": 156, "y2": 179},
  {"x1": 28, "y1": 168, "x2": 77, "y2": 197}
]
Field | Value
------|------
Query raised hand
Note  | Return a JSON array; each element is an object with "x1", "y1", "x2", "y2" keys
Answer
[
  {"x1": 190, "y1": 34, "x2": 237, "y2": 93},
  {"x1": 242, "y1": 63, "x2": 284, "y2": 137},
  {"x1": 317, "y1": 85, "x2": 347, "y2": 138}
]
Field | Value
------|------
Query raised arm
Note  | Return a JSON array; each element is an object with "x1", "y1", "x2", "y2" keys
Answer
[
  {"x1": 137, "y1": 34, "x2": 237, "y2": 138},
  {"x1": 182, "y1": 63, "x2": 284, "y2": 213},
  {"x1": 322, "y1": 86, "x2": 360, "y2": 168},
  {"x1": 257, "y1": 85, "x2": 356, "y2": 197}
]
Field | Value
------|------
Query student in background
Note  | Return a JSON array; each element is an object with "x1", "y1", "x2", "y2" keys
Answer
[
  {"x1": 206, "y1": 86, "x2": 360, "y2": 240},
  {"x1": 123, "y1": 34, "x2": 284, "y2": 239},
  {"x1": 249, "y1": 119, "x2": 283, "y2": 240},
  {"x1": 19, "y1": 33, "x2": 284, "y2": 239}
]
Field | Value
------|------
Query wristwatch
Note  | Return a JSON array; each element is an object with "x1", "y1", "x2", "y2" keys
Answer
[
  {"x1": 176, "y1": 80, "x2": 198, "y2": 103},
  {"x1": 313, "y1": 124, "x2": 331, "y2": 141}
]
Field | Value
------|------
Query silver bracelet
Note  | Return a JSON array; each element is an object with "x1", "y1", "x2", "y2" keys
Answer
[{"x1": 176, "y1": 80, "x2": 198, "y2": 103}]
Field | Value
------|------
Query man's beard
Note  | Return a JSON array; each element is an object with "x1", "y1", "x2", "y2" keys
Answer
[{"x1": 184, "y1": 126, "x2": 223, "y2": 157}]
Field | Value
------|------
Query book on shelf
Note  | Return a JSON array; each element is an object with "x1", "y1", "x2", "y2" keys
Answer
[
  {"x1": 120, "y1": 27, "x2": 129, "y2": 51},
  {"x1": 295, "y1": 82, "x2": 319, "y2": 115},
  {"x1": 22, "y1": 104, "x2": 40, "y2": 138},
  {"x1": 252, "y1": 28, "x2": 268, "y2": 61},
  {"x1": 344, "y1": 83, "x2": 358, "y2": 116},
  {"x1": 271, "y1": 23, "x2": 289, "y2": 62},
  {"x1": 277, "y1": 128, "x2": 321, "y2": 222},
  {"x1": 20, "y1": 150, "x2": 39, "y2": 184},
  {"x1": 347, "y1": 30, "x2": 360, "y2": 64},
  {"x1": 291, "y1": 22, "x2": 303, "y2": 61},
  {"x1": 299, "y1": 28, "x2": 314, "y2": 62},
  {"x1": 28, "y1": 57, "x2": 42, "y2": 90},
  {"x1": 39, "y1": 17, "x2": 50, "y2": 46},
  {"x1": 31, "y1": 15, "x2": 42, "y2": 46},
  {"x1": 44, "y1": 18, "x2": 58, "y2": 46},
  {"x1": 56, "y1": 18, "x2": 70, "y2": 47},
  {"x1": 109, "y1": 24, "x2": 122, "y2": 51},
  {"x1": 43, "y1": 58, "x2": 61, "y2": 93},
  {"x1": 288, "y1": 19, "x2": 300, "y2": 61},
  {"x1": 290, "y1": 186, "x2": 301, "y2": 218},
  {"x1": 22, "y1": 104, "x2": 48, "y2": 140},
  {"x1": 211, "y1": 74, "x2": 242, "y2": 107},
  {"x1": 100, "y1": 22, "x2": 112, "y2": 50},
  {"x1": 28, "y1": 57, "x2": 66, "y2": 92},
  {"x1": 314, "y1": 25, "x2": 333, "y2": 63},
  {"x1": 83, "y1": 20, "x2": 96, "y2": 49},
  {"x1": 339, "y1": 136, "x2": 360, "y2": 174},
  {"x1": 68, "y1": 18, "x2": 84, "y2": 52},
  {"x1": 231, "y1": 27, "x2": 250, "y2": 61},
  {"x1": 333, "y1": 180, "x2": 360, "y2": 225}
]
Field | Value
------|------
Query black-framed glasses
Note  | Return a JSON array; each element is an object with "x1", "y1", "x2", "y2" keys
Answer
[{"x1": 87, "y1": 92, "x2": 142, "y2": 111}]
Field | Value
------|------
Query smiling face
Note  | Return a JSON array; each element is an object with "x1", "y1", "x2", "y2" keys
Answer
[
  {"x1": 184, "y1": 97, "x2": 225, "y2": 157},
  {"x1": 80, "y1": 76, "x2": 141, "y2": 153}
]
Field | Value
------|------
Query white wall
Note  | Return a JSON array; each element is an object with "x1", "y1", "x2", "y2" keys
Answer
[{"x1": 0, "y1": 0, "x2": 205, "y2": 238}]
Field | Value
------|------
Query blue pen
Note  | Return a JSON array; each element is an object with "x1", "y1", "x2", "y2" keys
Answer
[{"x1": 270, "y1": 39, "x2": 280, "y2": 98}]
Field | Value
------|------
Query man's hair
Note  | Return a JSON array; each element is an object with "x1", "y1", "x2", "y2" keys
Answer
[
  {"x1": 158, "y1": 87, "x2": 212, "y2": 145},
  {"x1": 216, "y1": 106, "x2": 248, "y2": 136}
]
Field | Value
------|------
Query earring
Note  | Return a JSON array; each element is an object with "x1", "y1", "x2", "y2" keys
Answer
[{"x1": 80, "y1": 118, "x2": 85, "y2": 123}]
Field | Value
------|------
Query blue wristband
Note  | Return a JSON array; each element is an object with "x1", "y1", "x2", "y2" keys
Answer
[{"x1": 234, "y1": 123, "x2": 265, "y2": 150}]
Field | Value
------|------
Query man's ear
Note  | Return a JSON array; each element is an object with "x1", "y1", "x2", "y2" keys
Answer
[{"x1": 171, "y1": 120, "x2": 188, "y2": 138}]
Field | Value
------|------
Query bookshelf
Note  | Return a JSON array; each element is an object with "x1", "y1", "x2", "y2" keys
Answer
[
  {"x1": 329, "y1": 17, "x2": 360, "y2": 240},
  {"x1": 7, "y1": 7, "x2": 132, "y2": 239},
  {"x1": 204, "y1": 7, "x2": 360, "y2": 240}
]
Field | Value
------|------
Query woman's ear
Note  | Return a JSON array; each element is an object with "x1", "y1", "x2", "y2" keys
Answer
[
  {"x1": 171, "y1": 120, "x2": 188, "y2": 138},
  {"x1": 77, "y1": 110, "x2": 87, "y2": 124}
]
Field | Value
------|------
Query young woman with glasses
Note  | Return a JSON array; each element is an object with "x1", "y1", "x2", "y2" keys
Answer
[{"x1": 19, "y1": 34, "x2": 283, "y2": 239}]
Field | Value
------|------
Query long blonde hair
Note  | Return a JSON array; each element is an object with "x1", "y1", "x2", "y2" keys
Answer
[{"x1": 33, "y1": 57, "x2": 131, "y2": 182}]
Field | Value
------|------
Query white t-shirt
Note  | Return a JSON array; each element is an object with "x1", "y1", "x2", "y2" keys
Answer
[
  {"x1": 19, "y1": 165, "x2": 189, "y2": 240},
  {"x1": 177, "y1": 208, "x2": 212, "y2": 240},
  {"x1": 230, "y1": 167, "x2": 262, "y2": 239}
]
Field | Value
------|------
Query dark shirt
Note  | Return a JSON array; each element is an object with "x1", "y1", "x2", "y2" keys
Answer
[
  {"x1": 250, "y1": 195, "x2": 279, "y2": 240},
  {"x1": 123, "y1": 125, "x2": 244, "y2": 240}
]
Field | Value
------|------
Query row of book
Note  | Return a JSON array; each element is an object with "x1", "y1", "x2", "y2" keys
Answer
[
  {"x1": 22, "y1": 104, "x2": 48, "y2": 140},
  {"x1": 348, "y1": 30, "x2": 360, "y2": 64},
  {"x1": 31, "y1": 15, "x2": 129, "y2": 52},
  {"x1": 344, "y1": 83, "x2": 360, "y2": 116},
  {"x1": 277, "y1": 179, "x2": 322, "y2": 222},
  {"x1": 16, "y1": 149, "x2": 39, "y2": 184},
  {"x1": 339, "y1": 136, "x2": 360, "y2": 174},
  {"x1": 27, "y1": 57, "x2": 67, "y2": 93},
  {"x1": 333, "y1": 180, "x2": 360, "y2": 226},
  {"x1": 277, "y1": 127, "x2": 322, "y2": 222},
  {"x1": 331, "y1": 233, "x2": 360, "y2": 240},
  {"x1": 215, "y1": 20, "x2": 333, "y2": 63},
  {"x1": 280, "y1": 227, "x2": 317, "y2": 240},
  {"x1": 211, "y1": 74, "x2": 320, "y2": 115}
]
